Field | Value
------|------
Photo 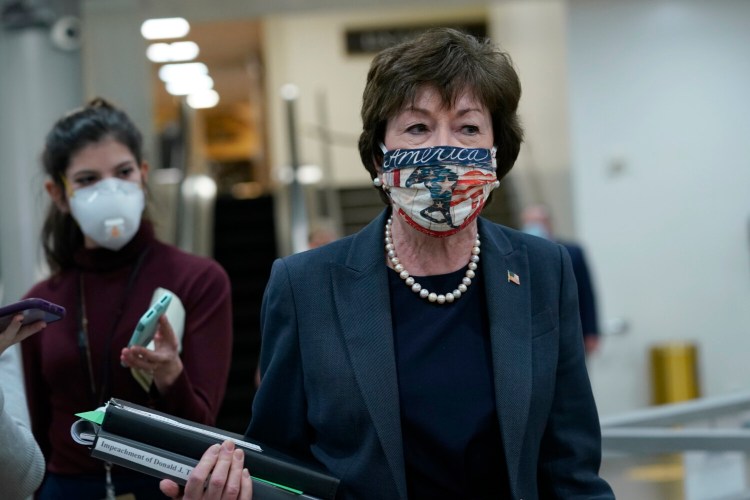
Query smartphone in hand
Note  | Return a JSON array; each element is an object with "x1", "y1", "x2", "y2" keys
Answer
[
  {"x1": 127, "y1": 292, "x2": 173, "y2": 348},
  {"x1": 0, "y1": 298, "x2": 66, "y2": 331}
]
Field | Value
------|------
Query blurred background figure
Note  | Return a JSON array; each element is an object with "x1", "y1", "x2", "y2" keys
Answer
[
  {"x1": 521, "y1": 203, "x2": 601, "y2": 355},
  {"x1": 0, "y1": 316, "x2": 46, "y2": 500},
  {"x1": 307, "y1": 222, "x2": 340, "y2": 250}
]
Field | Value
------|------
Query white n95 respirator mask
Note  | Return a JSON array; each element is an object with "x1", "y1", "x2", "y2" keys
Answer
[{"x1": 68, "y1": 177, "x2": 145, "y2": 251}]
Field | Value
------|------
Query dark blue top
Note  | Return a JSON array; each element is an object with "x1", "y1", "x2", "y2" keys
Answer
[{"x1": 388, "y1": 266, "x2": 508, "y2": 499}]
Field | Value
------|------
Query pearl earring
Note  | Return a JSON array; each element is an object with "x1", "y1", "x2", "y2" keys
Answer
[{"x1": 373, "y1": 177, "x2": 383, "y2": 188}]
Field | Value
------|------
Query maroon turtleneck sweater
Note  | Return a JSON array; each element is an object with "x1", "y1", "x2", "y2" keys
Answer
[{"x1": 21, "y1": 222, "x2": 233, "y2": 477}]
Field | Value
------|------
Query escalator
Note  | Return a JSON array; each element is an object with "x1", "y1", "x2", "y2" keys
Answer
[{"x1": 213, "y1": 194, "x2": 277, "y2": 434}]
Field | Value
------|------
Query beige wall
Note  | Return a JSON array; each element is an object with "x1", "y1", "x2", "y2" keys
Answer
[
  {"x1": 488, "y1": 0, "x2": 574, "y2": 236},
  {"x1": 262, "y1": 6, "x2": 486, "y2": 186},
  {"x1": 261, "y1": 0, "x2": 574, "y2": 235}
]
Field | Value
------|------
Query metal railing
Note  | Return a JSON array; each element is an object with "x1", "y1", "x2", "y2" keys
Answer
[{"x1": 601, "y1": 390, "x2": 750, "y2": 454}]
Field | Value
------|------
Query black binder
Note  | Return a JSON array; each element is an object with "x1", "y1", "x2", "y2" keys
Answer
[
  {"x1": 91, "y1": 430, "x2": 320, "y2": 499},
  {"x1": 86, "y1": 398, "x2": 339, "y2": 499}
]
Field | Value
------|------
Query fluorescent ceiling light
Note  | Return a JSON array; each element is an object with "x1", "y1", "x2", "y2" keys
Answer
[
  {"x1": 158, "y1": 62, "x2": 208, "y2": 83},
  {"x1": 187, "y1": 89, "x2": 220, "y2": 109},
  {"x1": 141, "y1": 17, "x2": 190, "y2": 40},
  {"x1": 165, "y1": 74, "x2": 214, "y2": 96},
  {"x1": 147, "y1": 43, "x2": 171, "y2": 63},
  {"x1": 147, "y1": 41, "x2": 199, "y2": 63},
  {"x1": 169, "y1": 41, "x2": 199, "y2": 61}
]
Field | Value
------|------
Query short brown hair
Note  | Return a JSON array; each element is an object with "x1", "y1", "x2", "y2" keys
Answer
[{"x1": 358, "y1": 27, "x2": 523, "y2": 203}]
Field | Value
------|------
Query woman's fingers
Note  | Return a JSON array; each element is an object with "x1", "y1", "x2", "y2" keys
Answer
[
  {"x1": 183, "y1": 443, "x2": 221, "y2": 499},
  {"x1": 18, "y1": 320, "x2": 46, "y2": 339},
  {"x1": 120, "y1": 315, "x2": 178, "y2": 367},
  {"x1": 173, "y1": 441, "x2": 250, "y2": 500},
  {"x1": 222, "y1": 447, "x2": 247, "y2": 500},
  {"x1": 119, "y1": 346, "x2": 153, "y2": 370},
  {"x1": 155, "y1": 315, "x2": 178, "y2": 349},
  {"x1": 204, "y1": 441, "x2": 239, "y2": 499},
  {"x1": 0, "y1": 315, "x2": 23, "y2": 354},
  {"x1": 159, "y1": 478, "x2": 183, "y2": 499},
  {"x1": 239, "y1": 468, "x2": 252, "y2": 500},
  {"x1": 1, "y1": 315, "x2": 23, "y2": 336},
  {"x1": 0, "y1": 316, "x2": 45, "y2": 355}
]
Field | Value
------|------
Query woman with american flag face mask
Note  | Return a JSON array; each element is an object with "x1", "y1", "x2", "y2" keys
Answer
[{"x1": 163, "y1": 28, "x2": 613, "y2": 500}]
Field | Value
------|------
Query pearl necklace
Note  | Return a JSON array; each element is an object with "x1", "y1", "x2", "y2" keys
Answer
[{"x1": 385, "y1": 217, "x2": 480, "y2": 304}]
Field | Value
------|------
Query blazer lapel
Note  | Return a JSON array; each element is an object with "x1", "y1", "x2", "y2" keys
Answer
[
  {"x1": 331, "y1": 210, "x2": 408, "y2": 500},
  {"x1": 480, "y1": 219, "x2": 532, "y2": 494}
]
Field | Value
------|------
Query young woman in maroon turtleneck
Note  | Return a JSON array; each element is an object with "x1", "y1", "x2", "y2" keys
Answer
[{"x1": 21, "y1": 99, "x2": 233, "y2": 499}]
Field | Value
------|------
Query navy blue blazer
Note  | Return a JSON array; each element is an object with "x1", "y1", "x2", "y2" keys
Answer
[{"x1": 247, "y1": 210, "x2": 613, "y2": 500}]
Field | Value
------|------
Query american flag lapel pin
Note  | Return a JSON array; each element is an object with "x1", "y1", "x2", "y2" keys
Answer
[{"x1": 507, "y1": 270, "x2": 520, "y2": 286}]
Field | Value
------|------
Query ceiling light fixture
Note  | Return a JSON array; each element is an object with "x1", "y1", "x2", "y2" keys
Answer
[
  {"x1": 165, "y1": 74, "x2": 214, "y2": 96},
  {"x1": 158, "y1": 62, "x2": 208, "y2": 82},
  {"x1": 187, "y1": 89, "x2": 220, "y2": 109},
  {"x1": 147, "y1": 41, "x2": 199, "y2": 63},
  {"x1": 140, "y1": 17, "x2": 190, "y2": 40}
]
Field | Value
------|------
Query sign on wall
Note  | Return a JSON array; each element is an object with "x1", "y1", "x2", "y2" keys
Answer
[{"x1": 345, "y1": 22, "x2": 487, "y2": 55}]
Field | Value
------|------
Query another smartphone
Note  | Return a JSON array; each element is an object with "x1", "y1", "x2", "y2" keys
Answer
[
  {"x1": 0, "y1": 298, "x2": 66, "y2": 331},
  {"x1": 127, "y1": 292, "x2": 173, "y2": 348}
]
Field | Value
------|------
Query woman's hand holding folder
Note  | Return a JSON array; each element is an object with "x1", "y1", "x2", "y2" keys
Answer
[{"x1": 160, "y1": 440, "x2": 253, "y2": 500}]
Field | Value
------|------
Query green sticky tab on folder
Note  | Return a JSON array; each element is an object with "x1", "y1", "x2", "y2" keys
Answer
[
  {"x1": 75, "y1": 410, "x2": 105, "y2": 425},
  {"x1": 253, "y1": 476, "x2": 303, "y2": 495}
]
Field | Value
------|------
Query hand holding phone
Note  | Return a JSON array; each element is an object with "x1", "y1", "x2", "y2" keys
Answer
[
  {"x1": 0, "y1": 298, "x2": 66, "y2": 332},
  {"x1": 0, "y1": 298, "x2": 65, "y2": 355},
  {"x1": 127, "y1": 292, "x2": 173, "y2": 348}
]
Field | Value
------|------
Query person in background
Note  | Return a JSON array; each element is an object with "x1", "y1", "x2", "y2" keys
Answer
[
  {"x1": 21, "y1": 98, "x2": 233, "y2": 499},
  {"x1": 307, "y1": 224, "x2": 340, "y2": 250},
  {"x1": 162, "y1": 28, "x2": 613, "y2": 499},
  {"x1": 521, "y1": 203, "x2": 602, "y2": 355},
  {"x1": 0, "y1": 316, "x2": 46, "y2": 499}
]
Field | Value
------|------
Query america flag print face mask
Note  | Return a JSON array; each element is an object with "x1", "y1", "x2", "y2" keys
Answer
[{"x1": 377, "y1": 144, "x2": 499, "y2": 237}]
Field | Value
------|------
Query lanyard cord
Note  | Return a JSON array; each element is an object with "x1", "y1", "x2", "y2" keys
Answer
[
  {"x1": 76, "y1": 248, "x2": 150, "y2": 407},
  {"x1": 77, "y1": 279, "x2": 96, "y2": 402}
]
